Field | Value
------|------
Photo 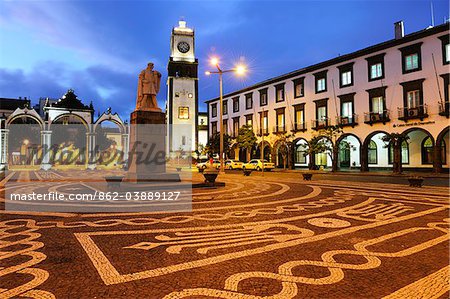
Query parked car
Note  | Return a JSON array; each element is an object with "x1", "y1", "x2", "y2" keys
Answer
[
  {"x1": 242, "y1": 159, "x2": 275, "y2": 171},
  {"x1": 196, "y1": 159, "x2": 220, "y2": 170},
  {"x1": 225, "y1": 159, "x2": 244, "y2": 170}
]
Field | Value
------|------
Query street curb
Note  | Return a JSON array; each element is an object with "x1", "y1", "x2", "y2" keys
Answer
[{"x1": 271, "y1": 169, "x2": 450, "y2": 179}]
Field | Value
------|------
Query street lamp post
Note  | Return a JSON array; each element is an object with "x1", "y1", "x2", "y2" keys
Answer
[
  {"x1": 206, "y1": 58, "x2": 246, "y2": 174},
  {"x1": 261, "y1": 107, "x2": 265, "y2": 176},
  {"x1": 218, "y1": 69, "x2": 224, "y2": 174}
]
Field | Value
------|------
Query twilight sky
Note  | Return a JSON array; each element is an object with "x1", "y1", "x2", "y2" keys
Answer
[{"x1": 0, "y1": 0, "x2": 448, "y2": 121}]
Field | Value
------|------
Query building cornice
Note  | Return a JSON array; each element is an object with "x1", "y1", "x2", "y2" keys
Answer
[{"x1": 205, "y1": 23, "x2": 449, "y2": 104}]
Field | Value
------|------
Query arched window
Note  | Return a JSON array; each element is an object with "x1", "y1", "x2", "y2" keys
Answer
[
  {"x1": 315, "y1": 152, "x2": 328, "y2": 166},
  {"x1": 388, "y1": 141, "x2": 409, "y2": 164},
  {"x1": 314, "y1": 138, "x2": 331, "y2": 167},
  {"x1": 421, "y1": 137, "x2": 433, "y2": 164},
  {"x1": 339, "y1": 141, "x2": 351, "y2": 168},
  {"x1": 401, "y1": 141, "x2": 409, "y2": 164},
  {"x1": 295, "y1": 142, "x2": 307, "y2": 164},
  {"x1": 368, "y1": 140, "x2": 377, "y2": 164}
]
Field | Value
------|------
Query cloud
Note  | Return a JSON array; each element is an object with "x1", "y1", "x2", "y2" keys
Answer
[
  {"x1": 0, "y1": 1, "x2": 254, "y2": 116},
  {"x1": 194, "y1": 2, "x2": 251, "y2": 37},
  {"x1": 0, "y1": 1, "x2": 157, "y2": 72}
]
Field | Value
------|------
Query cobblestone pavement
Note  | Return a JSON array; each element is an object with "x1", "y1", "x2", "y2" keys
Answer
[{"x1": 1, "y1": 170, "x2": 449, "y2": 298}]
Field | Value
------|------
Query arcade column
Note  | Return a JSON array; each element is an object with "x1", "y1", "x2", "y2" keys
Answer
[
  {"x1": 0, "y1": 128, "x2": 9, "y2": 171},
  {"x1": 433, "y1": 144, "x2": 443, "y2": 173},
  {"x1": 86, "y1": 132, "x2": 96, "y2": 170},
  {"x1": 121, "y1": 133, "x2": 129, "y2": 166},
  {"x1": 40, "y1": 130, "x2": 52, "y2": 171},
  {"x1": 360, "y1": 143, "x2": 369, "y2": 172}
]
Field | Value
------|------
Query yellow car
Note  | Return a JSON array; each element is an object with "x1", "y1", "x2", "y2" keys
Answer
[
  {"x1": 242, "y1": 159, "x2": 275, "y2": 171},
  {"x1": 196, "y1": 159, "x2": 220, "y2": 170},
  {"x1": 225, "y1": 159, "x2": 244, "y2": 170}
]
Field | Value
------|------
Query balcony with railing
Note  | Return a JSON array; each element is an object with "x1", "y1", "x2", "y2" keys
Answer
[
  {"x1": 198, "y1": 124, "x2": 208, "y2": 131},
  {"x1": 273, "y1": 125, "x2": 286, "y2": 134},
  {"x1": 364, "y1": 110, "x2": 390, "y2": 125},
  {"x1": 291, "y1": 122, "x2": 307, "y2": 132},
  {"x1": 336, "y1": 114, "x2": 358, "y2": 127},
  {"x1": 439, "y1": 101, "x2": 449, "y2": 117},
  {"x1": 311, "y1": 118, "x2": 329, "y2": 130},
  {"x1": 397, "y1": 105, "x2": 428, "y2": 121},
  {"x1": 257, "y1": 127, "x2": 269, "y2": 136}
]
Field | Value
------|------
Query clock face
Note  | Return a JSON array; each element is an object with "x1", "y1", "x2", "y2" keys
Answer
[{"x1": 177, "y1": 41, "x2": 190, "y2": 53}]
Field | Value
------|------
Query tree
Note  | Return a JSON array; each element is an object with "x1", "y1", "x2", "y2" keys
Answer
[
  {"x1": 95, "y1": 127, "x2": 114, "y2": 151},
  {"x1": 300, "y1": 135, "x2": 332, "y2": 170},
  {"x1": 204, "y1": 133, "x2": 232, "y2": 158},
  {"x1": 381, "y1": 133, "x2": 409, "y2": 174},
  {"x1": 175, "y1": 146, "x2": 185, "y2": 167},
  {"x1": 302, "y1": 125, "x2": 343, "y2": 171},
  {"x1": 197, "y1": 143, "x2": 205, "y2": 156},
  {"x1": 274, "y1": 133, "x2": 293, "y2": 170},
  {"x1": 319, "y1": 125, "x2": 343, "y2": 172},
  {"x1": 235, "y1": 125, "x2": 257, "y2": 161},
  {"x1": 193, "y1": 143, "x2": 205, "y2": 163}
]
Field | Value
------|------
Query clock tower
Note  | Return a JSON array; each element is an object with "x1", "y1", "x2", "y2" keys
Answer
[{"x1": 166, "y1": 20, "x2": 198, "y2": 154}]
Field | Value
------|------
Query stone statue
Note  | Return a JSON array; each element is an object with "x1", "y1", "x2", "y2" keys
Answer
[{"x1": 136, "y1": 62, "x2": 162, "y2": 111}]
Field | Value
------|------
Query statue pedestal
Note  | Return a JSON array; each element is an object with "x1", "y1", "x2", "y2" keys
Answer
[
  {"x1": 129, "y1": 109, "x2": 163, "y2": 124},
  {"x1": 126, "y1": 110, "x2": 180, "y2": 182}
]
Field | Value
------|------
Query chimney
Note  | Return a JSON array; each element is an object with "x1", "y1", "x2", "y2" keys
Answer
[{"x1": 394, "y1": 21, "x2": 404, "y2": 39}]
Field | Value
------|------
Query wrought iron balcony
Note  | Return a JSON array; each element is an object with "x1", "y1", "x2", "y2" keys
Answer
[
  {"x1": 397, "y1": 105, "x2": 428, "y2": 121},
  {"x1": 336, "y1": 114, "x2": 358, "y2": 127},
  {"x1": 273, "y1": 125, "x2": 286, "y2": 134},
  {"x1": 311, "y1": 118, "x2": 329, "y2": 130},
  {"x1": 291, "y1": 122, "x2": 307, "y2": 132},
  {"x1": 439, "y1": 101, "x2": 449, "y2": 117},
  {"x1": 364, "y1": 110, "x2": 390, "y2": 125},
  {"x1": 257, "y1": 127, "x2": 269, "y2": 136}
]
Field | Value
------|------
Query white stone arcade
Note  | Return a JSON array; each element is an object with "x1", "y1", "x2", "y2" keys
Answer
[{"x1": 0, "y1": 90, "x2": 129, "y2": 171}]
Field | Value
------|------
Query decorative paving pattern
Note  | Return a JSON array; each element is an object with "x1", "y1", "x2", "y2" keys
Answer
[
  {"x1": 307, "y1": 217, "x2": 351, "y2": 228},
  {"x1": 0, "y1": 220, "x2": 55, "y2": 298},
  {"x1": 0, "y1": 170, "x2": 449, "y2": 298},
  {"x1": 165, "y1": 216, "x2": 449, "y2": 298},
  {"x1": 383, "y1": 265, "x2": 450, "y2": 299}
]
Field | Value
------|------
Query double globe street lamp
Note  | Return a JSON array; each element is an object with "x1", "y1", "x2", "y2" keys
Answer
[{"x1": 205, "y1": 57, "x2": 246, "y2": 174}]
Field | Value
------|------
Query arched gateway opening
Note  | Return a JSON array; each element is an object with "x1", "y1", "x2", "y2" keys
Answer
[
  {"x1": 93, "y1": 111, "x2": 128, "y2": 169},
  {"x1": 401, "y1": 128, "x2": 434, "y2": 171},
  {"x1": 337, "y1": 134, "x2": 361, "y2": 169},
  {"x1": 293, "y1": 138, "x2": 309, "y2": 168},
  {"x1": 7, "y1": 116, "x2": 42, "y2": 168},
  {"x1": 5, "y1": 106, "x2": 45, "y2": 169},
  {"x1": 50, "y1": 114, "x2": 89, "y2": 168},
  {"x1": 315, "y1": 136, "x2": 332, "y2": 169},
  {"x1": 361, "y1": 131, "x2": 390, "y2": 171},
  {"x1": 255, "y1": 141, "x2": 271, "y2": 162},
  {"x1": 434, "y1": 127, "x2": 449, "y2": 173}
]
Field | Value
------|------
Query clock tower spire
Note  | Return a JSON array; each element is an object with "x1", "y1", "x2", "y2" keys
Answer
[{"x1": 166, "y1": 20, "x2": 199, "y2": 155}]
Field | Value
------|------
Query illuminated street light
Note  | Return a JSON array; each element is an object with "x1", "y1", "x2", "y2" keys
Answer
[
  {"x1": 205, "y1": 58, "x2": 248, "y2": 174},
  {"x1": 210, "y1": 57, "x2": 219, "y2": 66},
  {"x1": 235, "y1": 64, "x2": 247, "y2": 76}
]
